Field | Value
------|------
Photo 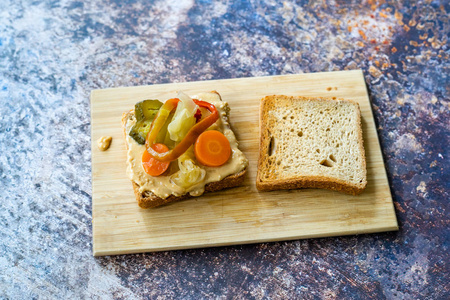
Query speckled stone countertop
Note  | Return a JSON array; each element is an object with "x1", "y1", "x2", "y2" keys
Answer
[{"x1": 1, "y1": 0, "x2": 449, "y2": 299}]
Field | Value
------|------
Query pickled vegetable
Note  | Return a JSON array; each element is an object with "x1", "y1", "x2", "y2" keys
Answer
[
  {"x1": 142, "y1": 143, "x2": 170, "y2": 176},
  {"x1": 171, "y1": 146, "x2": 206, "y2": 188},
  {"x1": 156, "y1": 111, "x2": 175, "y2": 148},
  {"x1": 167, "y1": 92, "x2": 198, "y2": 142},
  {"x1": 130, "y1": 99, "x2": 163, "y2": 145},
  {"x1": 145, "y1": 98, "x2": 219, "y2": 162},
  {"x1": 135, "y1": 99, "x2": 163, "y2": 121},
  {"x1": 194, "y1": 130, "x2": 231, "y2": 167},
  {"x1": 129, "y1": 119, "x2": 153, "y2": 145}
]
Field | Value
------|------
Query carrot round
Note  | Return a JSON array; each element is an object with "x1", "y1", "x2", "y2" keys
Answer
[
  {"x1": 142, "y1": 143, "x2": 170, "y2": 176},
  {"x1": 194, "y1": 130, "x2": 231, "y2": 167}
]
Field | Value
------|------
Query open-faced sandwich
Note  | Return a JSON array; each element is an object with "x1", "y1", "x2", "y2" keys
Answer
[{"x1": 122, "y1": 91, "x2": 248, "y2": 208}]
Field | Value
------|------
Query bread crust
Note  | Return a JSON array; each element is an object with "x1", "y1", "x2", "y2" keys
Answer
[
  {"x1": 256, "y1": 95, "x2": 367, "y2": 195},
  {"x1": 122, "y1": 96, "x2": 247, "y2": 209}
]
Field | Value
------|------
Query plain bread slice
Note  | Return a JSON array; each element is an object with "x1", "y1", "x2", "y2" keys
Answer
[{"x1": 256, "y1": 95, "x2": 367, "y2": 195}]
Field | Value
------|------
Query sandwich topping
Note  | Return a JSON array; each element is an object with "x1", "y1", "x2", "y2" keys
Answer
[
  {"x1": 125, "y1": 92, "x2": 248, "y2": 199},
  {"x1": 144, "y1": 97, "x2": 221, "y2": 162}
]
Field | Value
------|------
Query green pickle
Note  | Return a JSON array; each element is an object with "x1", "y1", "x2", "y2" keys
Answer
[
  {"x1": 135, "y1": 99, "x2": 163, "y2": 121},
  {"x1": 129, "y1": 120, "x2": 153, "y2": 145},
  {"x1": 129, "y1": 99, "x2": 163, "y2": 145}
]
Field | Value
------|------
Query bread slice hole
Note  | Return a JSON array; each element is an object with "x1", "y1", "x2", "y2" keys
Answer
[
  {"x1": 329, "y1": 154, "x2": 336, "y2": 162},
  {"x1": 316, "y1": 149, "x2": 320, "y2": 153},
  {"x1": 268, "y1": 134, "x2": 276, "y2": 157},
  {"x1": 298, "y1": 131, "x2": 303, "y2": 137},
  {"x1": 320, "y1": 159, "x2": 334, "y2": 168}
]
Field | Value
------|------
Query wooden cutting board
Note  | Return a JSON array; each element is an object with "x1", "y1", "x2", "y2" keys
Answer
[{"x1": 91, "y1": 70, "x2": 398, "y2": 256}]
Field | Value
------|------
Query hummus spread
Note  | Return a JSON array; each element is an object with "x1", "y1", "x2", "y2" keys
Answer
[
  {"x1": 98, "y1": 136, "x2": 112, "y2": 151},
  {"x1": 125, "y1": 92, "x2": 248, "y2": 199}
]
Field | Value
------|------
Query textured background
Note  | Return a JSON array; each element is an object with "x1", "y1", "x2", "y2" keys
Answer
[{"x1": 1, "y1": 0, "x2": 449, "y2": 299}]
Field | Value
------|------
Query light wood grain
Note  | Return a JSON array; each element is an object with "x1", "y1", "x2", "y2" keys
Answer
[{"x1": 91, "y1": 70, "x2": 398, "y2": 256}]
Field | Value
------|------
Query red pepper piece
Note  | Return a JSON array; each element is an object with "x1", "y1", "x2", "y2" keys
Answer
[{"x1": 194, "y1": 108, "x2": 202, "y2": 122}]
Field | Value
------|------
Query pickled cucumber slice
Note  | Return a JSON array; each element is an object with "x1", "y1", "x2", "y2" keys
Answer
[
  {"x1": 129, "y1": 119, "x2": 153, "y2": 145},
  {"x1": 130, "y1": 99, "x2": 163, "y2": 144},
  {"x1": 135, "y1": 99, "x2": 163, "y2": 121}
]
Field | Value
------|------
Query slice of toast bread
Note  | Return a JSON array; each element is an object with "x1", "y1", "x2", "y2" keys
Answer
[
  {"x1": 256, "y1": 95, "x2": 367, "y2": 195},
  {"x1": 122, "y1": 98, "x2": 247, "y2": 209}
]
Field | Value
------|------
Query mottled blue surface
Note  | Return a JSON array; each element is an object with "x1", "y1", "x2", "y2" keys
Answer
[{"x1": 0, "y1": 0, "x2": 449, "y2": 299}]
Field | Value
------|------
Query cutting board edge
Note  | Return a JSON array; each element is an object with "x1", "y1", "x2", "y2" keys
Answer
[
  {"x1": 356, "y1": 72, "x2": 398, "y2": 232},
  {"x1": 93, "y1": 222, "x2": 398, "y2": 256},
  {"x1": 89, "y1": 69, "x2": 365, "y2": 95}
]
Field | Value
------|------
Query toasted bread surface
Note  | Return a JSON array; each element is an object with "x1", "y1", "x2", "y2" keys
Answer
[
  {"x1": 256, "y1": 95, "x2": 367, "y2": 195},
  {"x1": 122, "y1": 94, "x2": 247, "y2": 208}
]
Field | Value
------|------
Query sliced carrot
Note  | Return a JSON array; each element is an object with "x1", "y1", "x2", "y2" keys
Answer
[
  {"x1": 142, "y1": 143, "x2": 170, "y2": 176},
  {"x1": 194, "y1": 130, "x2": 231, "y2": 167}
]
